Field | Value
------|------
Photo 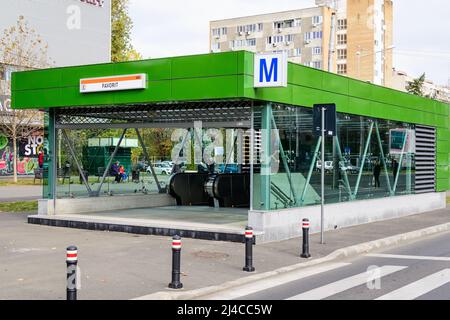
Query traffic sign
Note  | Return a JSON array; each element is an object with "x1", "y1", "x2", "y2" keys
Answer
[{"x1": 313, "y1": 104, "x2": 337, "y2": 137}]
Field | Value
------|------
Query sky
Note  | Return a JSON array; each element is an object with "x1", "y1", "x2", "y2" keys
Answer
[{"x1": 129, "y1": 0, "x2": 450, "y2": 86}]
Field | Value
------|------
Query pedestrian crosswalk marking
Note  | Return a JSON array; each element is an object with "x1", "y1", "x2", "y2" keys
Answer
[
  {"x1": 286, "y1": 265, "x2": 407, "y2": 300},
  {"x1": 366, "y1": 253, "x2": 450, "y2": 262},
  {"x1": 201, "y1": 262, "x2": 351, "y2": 300},
  {"x1": 375, "y1": 268, "x2": 450, "y2": 300}
]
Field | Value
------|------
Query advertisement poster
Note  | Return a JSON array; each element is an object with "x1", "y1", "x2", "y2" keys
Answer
[{"x1": 0, "y1": 132, "x2": 43, "y2": 176}]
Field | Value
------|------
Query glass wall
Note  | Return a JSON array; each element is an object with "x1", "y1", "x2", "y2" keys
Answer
[
  {"x1": 54, "y1": 128, "x2": 176, "y2": 199},
  {"x1": 252, "y1": 104, "x2": 416, "y2": 211}
]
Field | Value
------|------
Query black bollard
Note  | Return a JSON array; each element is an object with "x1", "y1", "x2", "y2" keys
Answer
[
  {"x1": 301, "y1": 219, "x2": 311, "y2": 258},
  {"x1": 168, "y1": 235, "x2": 183, "y2": 289},
  {"x1": 243, "y1": 226, "x2": 255, "y2": 272},
  {"x1": 66, "y1": 246, "x2": 78, "y2": 300}
]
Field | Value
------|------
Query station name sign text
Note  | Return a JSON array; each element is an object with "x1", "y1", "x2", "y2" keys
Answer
[{"x1": 80, "y1": 74, "x2": 147, "y2": 93}]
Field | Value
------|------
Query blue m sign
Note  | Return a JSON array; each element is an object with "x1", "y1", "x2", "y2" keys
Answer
[
  {"x1": 260, "y1": 58, "x2": 278, "y2": 83},
  {"x1": 254, "y1": 53, "x2": 287, "y2": 88}
]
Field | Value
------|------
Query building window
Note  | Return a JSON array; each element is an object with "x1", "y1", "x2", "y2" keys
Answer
[
  {"x1": 313, "y1": 47, "x2": 322, "y2": 55},
  {"x1": 258, "y1": 23, "x2": 263, "y2": 32},
  {"x1": 285, "y1": 34, "x2": 295, "y2": 42},
  {"x1": 273, "y1": 19, "x2": 295, "y2": 30},
  {"x1": 268, "y1": 35, "x2": 284, "y2": 44},
  {"x1": 237, "y1": 24, "x2": 258, "y2": 34},
  {"x1": 211, "y1": 43, "x2": 220, "y2": 51},
  {"x1": 231, "y1": 39, "x2": 256, "y2": 48},
  {"x1": 337, "y1": 34, "x2": 347, "y2": 45},
  {"x1": 337, "y1": 64, "x2": 347, "y2": 74},
  {"x1": 313, "y1": 31, "x2": 323, "y2": 39},
  {"x1": 312, "y1": 16, "x2": 323, "y2": 25},
  {"x1": 221, "y1": 27, "x2": 227, "y2": 36},
  {"x1": 212, "y1": 28, "x2": 220, "y2": 37},
  {"x1": 304, "y1": 32, "x2": 311, "y2": 41},
  {"x1": 337, "y1": 49, "x2": 347, "y2": 60},
  {"x1": 337, "y1": 19, "x2": 347, "y2": 31},
  {"x1": 290, "y1": 48, "x2": 301, "y2": 57},
  {"x1": 304, "y1": 31, "x2": 322, "y2": 41},
  {"x1": 312, "y1": 61, "x2": 322, "y2": 69},
  {"x1": 294, "y1": 18, "x2": 302, "y2": 27},
  {"x1": 247, "y1": 38, "x2": 256, "y2": 46}
]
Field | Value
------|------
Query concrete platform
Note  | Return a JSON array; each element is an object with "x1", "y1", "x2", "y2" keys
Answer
[{"x1": 28, "y1": 206, "x2": 258, "y2": 243}]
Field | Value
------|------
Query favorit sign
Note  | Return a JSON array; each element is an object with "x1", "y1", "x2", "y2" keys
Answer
[
  {"x1": 80, "y1": 74, "x2": 147, "y2": 93},
  {"x1": 254, "y1": 52, "x2": 288, "y2": 88}
]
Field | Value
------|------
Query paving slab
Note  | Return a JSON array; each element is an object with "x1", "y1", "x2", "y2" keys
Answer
[{"x1": 0, "y1": 207, "x2": 448, "y2": 300}]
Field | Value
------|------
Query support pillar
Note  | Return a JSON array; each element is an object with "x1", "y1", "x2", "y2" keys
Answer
[{"x1": 260, "y1": 103, "x2": 272, "y2": 211}]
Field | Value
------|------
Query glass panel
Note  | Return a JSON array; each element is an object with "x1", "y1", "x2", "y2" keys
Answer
[
  {"x1": 251, "y1": 104, "x2": 416, "y2": 211},
  {"x1": 55, "y1": 128, "x2": 177, "y2": 199}
]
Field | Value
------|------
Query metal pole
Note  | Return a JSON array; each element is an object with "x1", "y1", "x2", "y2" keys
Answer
[
  {"x1": 321, "y1": 107, "x2": 325, "y2": 244},
  {"x1": 243, "y1": 226, "x2": 255, "y2": 272},
  {"x1": 66, "y1": 246, "x2": 78, "y2": 301},
  {"x1": 135, "y1": 128, "x2": 162, "y2": 192},
  {"x1": 301, "y1": 219, "x2": 311, "y2": 258},
  {"x1": 95, "y1": 128, "x2": 128, "y2": 196},
  {"x1": 271, "y1": 115, "x2": 297, "y2": 204},
  {"x1": 62, "y1": 130, "x2": 92, "y2": 195},
  {"x1": 353, "y1": 121, "x2": 374, "y2": 199},
  {"x1": 300, "y1": 136, "x2": 321, "y2": 205},
  {"x1": 375, "y1": 122, "x2": 392, "y2": 193},
  {"x1": 168, "y1": 235, "x2": 183, "y2": 289},
  {"x1": 249, "y1": 104, "x2": 255, "y2": 211}
]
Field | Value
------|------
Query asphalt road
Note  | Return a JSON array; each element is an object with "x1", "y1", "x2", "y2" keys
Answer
[{"x1": 206, "y1": 231, "x2": 450, "y2": 300}]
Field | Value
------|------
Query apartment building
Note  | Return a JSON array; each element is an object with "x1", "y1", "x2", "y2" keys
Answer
[
  {"x1": 210, "y1": 0, "x2": 393, "y2": 87},
  {"x1": 391, "y1": 69, "x2": 450, "y2": 103}
]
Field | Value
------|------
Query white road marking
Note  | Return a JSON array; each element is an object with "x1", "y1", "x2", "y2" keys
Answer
[
  {"x1": 366, "y1": 253, "x2": 450, "y2": 262},
  {"x1": 204, "y1": 262, "x2": 351, "y2": 300},
  {"x1": 287, "y1": 265, "x2": 407, "y2": 300},
  {"x1": 376, "y1": 268, "x2": 450, "y2": 300}
]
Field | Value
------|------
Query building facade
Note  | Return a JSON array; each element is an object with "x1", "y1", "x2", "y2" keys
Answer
[
  {"x1": 0, "y1": 0, "x2": 111, "y2": 176},
  {"x1": 209, "y1": 0, "x2": 393, "y2": 86},
  {"x1": 391, "y1": 69, "x2": 450, "y2": 104}
]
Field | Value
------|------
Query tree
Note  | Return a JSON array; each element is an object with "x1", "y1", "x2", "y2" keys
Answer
[
  {"x1": 0, "y1": 16, "x2": 50, "y2": 182},
  {"x1": 111, "y1": 0, "x2": 141, "y2": 62},
  {"x1": 406, "y1": 73, "x2": 426, "y2": 97}
]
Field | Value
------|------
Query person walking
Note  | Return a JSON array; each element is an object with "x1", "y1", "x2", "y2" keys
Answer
[
  {"x1": 373, "y1": 160, "x2": 381, "y2": 188},
  {"x1": 392, "y1": 159, "x2": 399, "y2": 181},
  {"x1": 38, "y1": 150, "x2": 44, "y2": 169},
  {"x1": 111, "y1": 161, "x2": 121, "y2": 183}
]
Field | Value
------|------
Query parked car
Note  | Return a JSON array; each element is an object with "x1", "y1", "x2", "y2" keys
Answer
[
  {"x1": 147, "y1": 162, "x2": 172, "y2": 175},
  {"x1": 217, "y1": 163, "x2": 239, "y2": 173},
  {"x1": 340, "y1": 163, "x2": 360, "y2": 174},
  {"x1": 316, "y1": 160, "x2": 334, "y2": 173}
]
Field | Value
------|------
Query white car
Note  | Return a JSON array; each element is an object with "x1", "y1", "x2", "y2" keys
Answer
[
  {"x1": 316, "y1": 160, "x2": 334, "y2": 172},
  {"x1": 147, "y1": 163, "x2": 172, "y2": 175}
]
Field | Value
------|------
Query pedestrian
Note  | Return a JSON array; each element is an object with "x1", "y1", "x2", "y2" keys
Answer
[
  {"x1": 38, "y1": 150, "x2": 44, "y2": 168},
  {"x1": 119, "y1": 165, "x2": 126, "y2": 182},
  {"x1": 373, "y1": 160, "x2": 381, "y2": 188},
  {"x1": 392, "y1": 159, "x2": 399, "y2": 180},
  {"x1": 111, "y1": 161, "x2": 121, "y2": 183}
]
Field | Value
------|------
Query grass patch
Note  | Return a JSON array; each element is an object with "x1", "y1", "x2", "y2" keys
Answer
[
  {"x1": 0, "y1": 179, "x2": 38, "y2": 186},
  {"x1": 0, "y1": 200, "x2": 38, "y2": 212}
]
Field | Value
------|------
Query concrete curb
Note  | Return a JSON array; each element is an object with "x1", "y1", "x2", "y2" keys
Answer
[{"x1": 134, "y1": 222, "x2": 450, "y2": 300}]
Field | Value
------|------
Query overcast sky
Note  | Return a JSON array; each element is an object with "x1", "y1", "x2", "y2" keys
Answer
[{"x1": 129, "y1": 0, "x2": 450, "y2": 86}]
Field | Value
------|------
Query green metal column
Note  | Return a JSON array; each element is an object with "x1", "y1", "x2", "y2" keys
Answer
[
  {"x1": 43, "y1": 109, "x2": 56, "y2": 200},
  {"x1": 260, "y1": 103, "x2": 272, "y2": 210}
]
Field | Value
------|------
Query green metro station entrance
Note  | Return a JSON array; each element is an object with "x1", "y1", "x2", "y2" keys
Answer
[{"x1": 11, "y1": 51, "x2": 450, "y2": 243}]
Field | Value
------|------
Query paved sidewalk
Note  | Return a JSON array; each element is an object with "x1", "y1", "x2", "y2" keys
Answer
[
  {"x1": 0, "y1": 207, "x2": 448, "y2": 300},
  {"x1": 0, "y1": 185, "x2": 41, "y2": 202}
]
